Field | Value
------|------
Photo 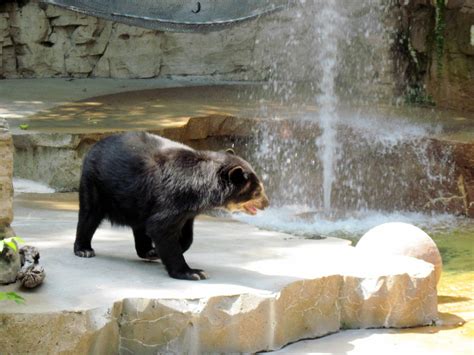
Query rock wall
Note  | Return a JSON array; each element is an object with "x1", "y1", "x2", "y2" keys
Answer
[
  {"x1": 0, "y1": 0, "x2": 397, "y2": 101},
  {"x1": 396, "y1": 0, "x2": 474, "y2": 111},
  {"x1": 0, "y1": 119, "x2": 14, "y2": 239},
  {"x1": 0, "y1": 1, "x2": 471, "y2": 109}
]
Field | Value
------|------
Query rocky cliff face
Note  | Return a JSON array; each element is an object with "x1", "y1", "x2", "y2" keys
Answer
[
  {"x1": 0, "y1": 1, "x2": 472, "y2": 110},
  {"x1": 0, "y1": 1, "x2": 259, "y2": 80},
  {"x1": 0, "y1": 0, "x2": 397, "y2": 101},
  {"x1": 395, "y1": 0, "x2": 474, "y2": 111}
]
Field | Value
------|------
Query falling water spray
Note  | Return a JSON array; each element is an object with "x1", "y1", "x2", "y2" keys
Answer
[{"x1": 314, "y1": 0, "x2": 344, "y2": 211}]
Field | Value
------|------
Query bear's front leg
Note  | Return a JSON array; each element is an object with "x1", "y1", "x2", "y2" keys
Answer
[
  {"x1": 146, "y1": 216, "x2": 208, "y2": 281},
  {"x1": 132, "y1": 226, "x2": 160, "y2": 260}
]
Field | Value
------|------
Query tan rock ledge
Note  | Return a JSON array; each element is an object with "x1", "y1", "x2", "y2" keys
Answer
[{"x1": 1, "y1": 199, "x2": 437, "y2": 353}]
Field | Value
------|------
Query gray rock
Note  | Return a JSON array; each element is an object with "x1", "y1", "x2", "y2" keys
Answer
[
  {"x1": 1, "y1": 209, "x2": 438, "y2": 353},
  {"x1": 93, "y1": 23, "x2": 162, "y2": 78},
  {"x1": 0, "y1": 227, "x2": 20, "y2": 285}
]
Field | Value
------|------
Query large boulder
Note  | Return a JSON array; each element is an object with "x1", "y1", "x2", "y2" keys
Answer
[{"x1": 356, "y1": 222, "x2": 443, "y2": 283}]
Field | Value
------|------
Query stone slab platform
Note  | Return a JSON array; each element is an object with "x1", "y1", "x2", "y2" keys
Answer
[{"x1": 0, "y1": 194, "x2": 437, "y2": 353}]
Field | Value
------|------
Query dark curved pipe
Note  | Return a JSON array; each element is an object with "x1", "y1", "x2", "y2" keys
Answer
[{"x1": 40, "y1": 0, "x2": 291, "y2": 32}]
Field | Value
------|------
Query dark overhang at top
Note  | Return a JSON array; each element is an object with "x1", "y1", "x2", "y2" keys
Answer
[{"x1": 40, "y1": 0, "x2": 292, "y2": 32}]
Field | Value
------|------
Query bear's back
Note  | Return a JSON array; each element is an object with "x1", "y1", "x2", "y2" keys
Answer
[
  {"x1": 88, "y1": 132, "x2": 194, "y2": 166},
  {"x1": 81, "y1": 132, "x2": 198, "y2": 225},
  {"x1": 119, "y1": 132, "x2": 193, "y2": 158}
]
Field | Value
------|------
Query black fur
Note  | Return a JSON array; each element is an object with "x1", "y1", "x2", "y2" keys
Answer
[{"x1": 74, "y1": 132, "x2": 268, "y2": 280}]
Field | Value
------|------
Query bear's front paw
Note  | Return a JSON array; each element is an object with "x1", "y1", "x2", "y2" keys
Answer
[
  {"x1": 74, "y1": 248, "x2": 96, "y2": 258},
  {"x1": 169, "y1": 268, "x2": 209, "y2": 281}
]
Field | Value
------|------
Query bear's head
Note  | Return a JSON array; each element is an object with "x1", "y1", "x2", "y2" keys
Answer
[{"x1": 222, "y1": 149, "x2": 269, "y2": 215}]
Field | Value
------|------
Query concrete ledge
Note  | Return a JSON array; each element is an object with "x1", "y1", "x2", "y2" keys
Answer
[{"x1": 1, "y1": 198, "x2": 438, "y2": 353}]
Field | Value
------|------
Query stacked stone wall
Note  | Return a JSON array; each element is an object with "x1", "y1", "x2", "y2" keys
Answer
[
  {"x1": 0, "y1": 0, "x2": 397, "y2": 102},
  {"x1": 0, "y1": 119, "x2": 14, "y2": 239},
  {"x1": 0, "y1": 0, "x2": 472, "y2": 109}
]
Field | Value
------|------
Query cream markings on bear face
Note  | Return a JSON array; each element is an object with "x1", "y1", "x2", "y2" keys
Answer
[{"x1": 225, "y1": 182, "x2": 269, "y2": 216}]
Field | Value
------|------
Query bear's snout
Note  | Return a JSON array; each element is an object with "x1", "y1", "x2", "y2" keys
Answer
[{"x1": 254, "y1": 192, "x2": 269, "y2": 210}]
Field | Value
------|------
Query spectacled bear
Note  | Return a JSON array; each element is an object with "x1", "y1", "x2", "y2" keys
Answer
[{"x1": 74, "y1": 132, "x2": 269, "y2": 280}]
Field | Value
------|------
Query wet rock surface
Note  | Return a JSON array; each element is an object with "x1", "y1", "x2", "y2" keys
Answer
[{"x1": 1, "y1": 195, "x2": 438, "y2": 353}]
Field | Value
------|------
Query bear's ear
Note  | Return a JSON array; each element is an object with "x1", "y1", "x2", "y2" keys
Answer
[
  {"x1": 226, "y1": 148, "x2": 235, "y2": 155},
  {"x1": 228, "y1": 166, "x2": 248, "y2": 184}
]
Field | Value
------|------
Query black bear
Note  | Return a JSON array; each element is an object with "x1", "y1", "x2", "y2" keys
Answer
[{"x1": 74, "y1": 132, "x2": 269, "y2": 280}]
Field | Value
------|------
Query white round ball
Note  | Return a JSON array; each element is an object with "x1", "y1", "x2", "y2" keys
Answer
[{"x1": 356, "y1": 222, "x2": 442, "y2": 284}]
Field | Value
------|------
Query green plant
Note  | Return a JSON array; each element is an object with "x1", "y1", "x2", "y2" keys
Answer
[
  {"x1": 19, "y1": 124, "x2": 29, "y2": 130},
  {"x1": 0, "y1": 292, "x2": 25, "y2": 304},
  {"x1": 0, "y1": 236, "x2": 24, "y2": 252},
  {"x1": 404, "y1": 84, "x2": 435, "y2": 106},
  {"x1": 0, "y1": 237, "x2": 26, "y2": 304},
  {"x1": 434, "y1": 0, "x2": 446, "y2": 76}
]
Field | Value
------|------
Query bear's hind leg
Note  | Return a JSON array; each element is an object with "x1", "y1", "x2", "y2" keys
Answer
[
  {"x1": 133, "y1": 226, "x2": 160, "y2": 260},
  {"x1": 180, "y1": 217, "x2": 194, "y2": 253},
  {"x1": 74, "y1": 208, "x2": 103, "y2": 257},
  {"x1": 74, "y1": 182, "x2": 103, "y2": 258}
]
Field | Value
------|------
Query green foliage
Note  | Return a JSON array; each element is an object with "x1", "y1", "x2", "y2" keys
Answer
[
  {"x1": 0, "y1": 236, "x2": 25, "y2": 253},
  {"x1": 393, "y1": 30, "x2": 433, "y2": 107},
  {"x1": 19, "y1": 124, "x2": 29, "y2": 130},
  {"x1": 0, "y1": 237, "x2": 26, "y2": 305},
  {"x1": 434, "y1": 0, "x2": 446, "y2": 76},
  {"x1": 0, "y1": 292, "x2": 25, "y2": 304},
  {"x1": 404, "y1": 84, "x2": 435, "y2": 106}
]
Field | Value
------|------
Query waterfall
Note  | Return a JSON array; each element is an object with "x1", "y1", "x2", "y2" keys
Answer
[
  {"x1": 245, "y1": 0, "x2": 461, "y2": 235},
  {"x1": 314, "y1": 0, "x2": 344, "y2": 211}
]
